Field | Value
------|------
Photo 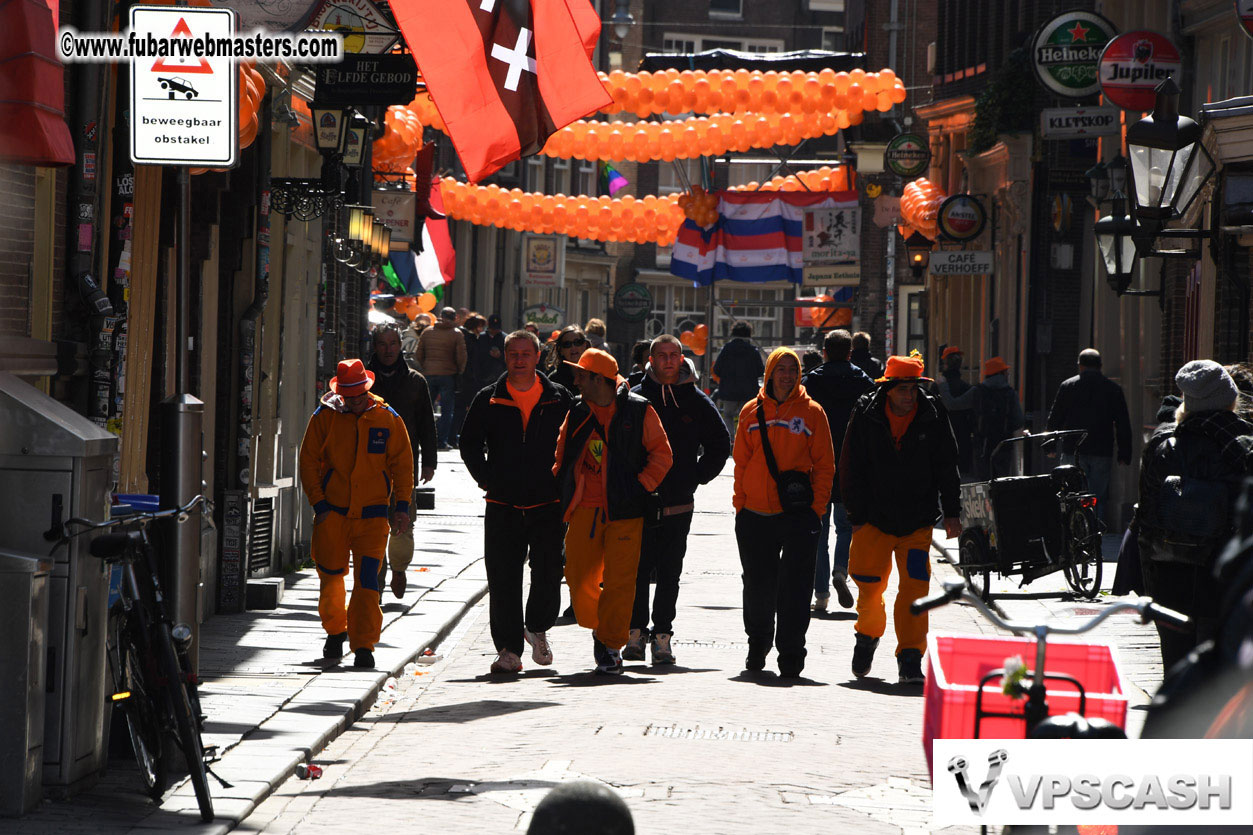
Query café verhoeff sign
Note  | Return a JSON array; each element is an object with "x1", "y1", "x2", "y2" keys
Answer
[
  {"x1": 930, "y1": 250, "x2": 995, "y2": 276},
  {"x1": 1032, "y1": 11, "x2": 1117, "y2": 98},
  {"x1": 1099, "y1": 31, "x2": 1182, "y2": 112}
]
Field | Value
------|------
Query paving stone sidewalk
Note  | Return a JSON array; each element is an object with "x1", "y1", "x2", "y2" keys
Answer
[{"x1": 9, "y1": 451, "x2": 488, "y2": 835}]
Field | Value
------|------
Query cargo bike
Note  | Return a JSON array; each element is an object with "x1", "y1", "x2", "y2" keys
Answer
[{"x1": 956, "y1": 430, "x2": 1104, "y2": 601}]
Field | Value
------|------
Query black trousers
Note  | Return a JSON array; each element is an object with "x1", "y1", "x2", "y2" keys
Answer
[
  {"x1": 735, "y1": 509, "x2": 821, "y2": 668},
  {"x1": 1140, "y1": 554, "x2": 1220, "y2": 671},
  {"x1": 484, "y1": 501, "x2": 565, "y2": 656},
  {"x1": 631, "y1": 510, "x2": 693, "y2": 636}
]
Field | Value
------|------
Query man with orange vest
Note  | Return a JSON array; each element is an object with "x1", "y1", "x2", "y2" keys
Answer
[
  {"x1": 299, "y1": 359, "x2": 414, "y2": 669},
  {"x1": 553, "y1": 348, "x2": 672, "y2": 675},
  {"x1": 840, "y1": 354, "x2": 961, "y2": 685}
]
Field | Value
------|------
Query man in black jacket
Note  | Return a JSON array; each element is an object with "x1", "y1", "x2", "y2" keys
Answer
[
  {"x1": 1047, "y1": 349, "x2": 1133, "y2": 525},
  {"x1": 473, "y1": 313, "x2": 507, "y2": 391},
  {"x1": 625, "y1": 335, "x2": 730, "y2": 664},
  {"x1": 367, "y1": 323, "x2": 437, "y2": 598},
  {"x1": 711, "y1": 321, "x2": 765, "y2": 434},
  {"x1": 802, "y1": 329, "x2": 873, "y2": 611},
  {"x1": 840, "y1": 354, "x2": 961, "y2": 685},
  {"x1": 459, "y1": 330, "x2": 574, "y2": 674},
  {"x1": 849, "y1": 331, "x2": 884, "y2": 380}
]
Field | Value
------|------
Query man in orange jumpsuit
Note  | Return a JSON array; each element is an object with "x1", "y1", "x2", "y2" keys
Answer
[
  {"x1": 299, "y1": 359, "x2": 414, "y2": 669},
  {"x1": 553, "y1": 348, "x2": 672, "y2": 675}
]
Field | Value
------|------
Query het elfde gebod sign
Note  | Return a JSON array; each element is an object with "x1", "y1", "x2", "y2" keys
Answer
[{"x1": 315, "y1": 53, "x2": 418, "y2": 105}]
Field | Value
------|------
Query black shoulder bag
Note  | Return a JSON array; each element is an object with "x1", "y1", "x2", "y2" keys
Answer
[{"x1": 756, "y1": 401, "x2": 815, "y2": 513}]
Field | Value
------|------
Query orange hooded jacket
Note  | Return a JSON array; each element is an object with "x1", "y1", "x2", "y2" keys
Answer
[
  {"x1": 299, "y1": 391, "x2": 415, "y2": 519},
  {"x1": 732, "y1": 347, "x2": 835, "y2": 517}
]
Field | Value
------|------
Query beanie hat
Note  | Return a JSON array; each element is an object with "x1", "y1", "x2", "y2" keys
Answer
[{"x1": 1176, "y1": 360, "x2": 1238, "y2": 413}]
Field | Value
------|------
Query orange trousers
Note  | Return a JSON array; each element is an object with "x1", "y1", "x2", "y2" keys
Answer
[
  {"x1": 313, "y1": 514, "x2": 389, "y2": 651},
  {"x1": 848, "y1": 524, "x2": 933, "y2": 654},
  {"x1": 564, "y1": 506, "x2": 643, "y2": 650}
]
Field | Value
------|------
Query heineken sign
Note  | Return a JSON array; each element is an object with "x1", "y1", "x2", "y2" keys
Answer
[
  {"x1": 613, "y1": 283, "x2": 654, "y2": 323},
  {"x1": 1032, "y1": 11, "x2": 1117, "y2": 98},
  {"x1": 1099, "y1": 31, "x2": 1182, "y2": 112},
  {"x1": 885, "y1": 133, "x2": 931, "y2": 178}
]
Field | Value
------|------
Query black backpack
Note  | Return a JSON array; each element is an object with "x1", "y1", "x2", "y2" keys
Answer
[{"x1": 974, "y1": 384, "x2": 1015, "y2": 444}]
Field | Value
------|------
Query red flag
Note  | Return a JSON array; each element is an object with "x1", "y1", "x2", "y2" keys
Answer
[{"x1": 394, "y1": 0, "x2": 611, "y2": 183}]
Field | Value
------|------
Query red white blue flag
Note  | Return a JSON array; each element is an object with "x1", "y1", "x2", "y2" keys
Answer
[{"x1": 670, "y1": 190, "x2": 859, "y2": 286}]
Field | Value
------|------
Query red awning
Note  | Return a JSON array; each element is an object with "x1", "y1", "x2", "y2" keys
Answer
[{"x1": 0, "y1": 0, "x2": 74, "y2": 166}]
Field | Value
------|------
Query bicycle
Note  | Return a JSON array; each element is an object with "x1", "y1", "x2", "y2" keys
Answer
[
  {"x1": 55, "y1": 495, "x2": 218, "y2": 822},
  {"x1": 912, "y1": 578, "x2": 1191, "y2": 737}
]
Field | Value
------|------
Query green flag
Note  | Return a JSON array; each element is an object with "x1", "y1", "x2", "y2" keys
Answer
[{"x1": 382, "y1": 261, "x2": 405, "y2": 292}]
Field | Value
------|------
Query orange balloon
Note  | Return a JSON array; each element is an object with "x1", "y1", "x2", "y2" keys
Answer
[
  {"x1": 679, "y1": 330, "x2": 695, "y2": 346},
  {"x1": 694, "y1": 323, "x2": 709, "y2": 341},
  {"x1": 418, "y1": 292, "x2": 437, "y2": 313}
]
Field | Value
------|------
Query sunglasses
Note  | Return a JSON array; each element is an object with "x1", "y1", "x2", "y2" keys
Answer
[{"x1": 558, "y1": 339, "x2": 588, "y2": 348}]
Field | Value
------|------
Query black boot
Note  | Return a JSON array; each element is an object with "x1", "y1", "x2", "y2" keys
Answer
[{"x1": 323, "y1": 631, "x2": 347, "y2": 660}]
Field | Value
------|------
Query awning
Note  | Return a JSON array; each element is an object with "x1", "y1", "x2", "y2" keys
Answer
[{"x1": 0, "y1": 0, "x2": 75, "y2": 166}]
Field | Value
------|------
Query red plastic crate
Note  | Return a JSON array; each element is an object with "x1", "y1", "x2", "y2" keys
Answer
[{"x1": 922, "y1": 632, "x2": 1130, "y2": 777}]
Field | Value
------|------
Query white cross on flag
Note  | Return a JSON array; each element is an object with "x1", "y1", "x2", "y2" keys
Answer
[{"x1": 393, "y1": 0, "x2": 611, "y2": 182}]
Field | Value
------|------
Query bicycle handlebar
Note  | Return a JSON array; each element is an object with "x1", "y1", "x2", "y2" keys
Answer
[
  {"x1": 57, "y1": 495, "x2": 207, "y2": 558},
  {"x1": 910, "y1": 578, "x2": 1193, "y2": 635}
]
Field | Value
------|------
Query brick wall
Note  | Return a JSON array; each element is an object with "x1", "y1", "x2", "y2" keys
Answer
[{"x1": 0, "y1": 164, "x2": 36, "y2": 337}]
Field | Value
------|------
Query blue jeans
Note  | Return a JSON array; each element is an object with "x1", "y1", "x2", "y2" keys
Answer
[
  {"x1": 427, "y1": 375, "x2": 456, "y2": 446},
  {"x1": 814, "y1": 501, "x2": 852, "y2": 598},
  {"x1": 1076, "y1": 453, "x2": 1113, "y2": 525}
]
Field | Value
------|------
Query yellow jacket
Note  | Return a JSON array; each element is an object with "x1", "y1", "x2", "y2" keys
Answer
[
  {"x1": 299, "y1": 391, "x2": 415, "y2": 519},
  {"x1": 732, "y1": 348, "x2": 835, "y2": 516}
]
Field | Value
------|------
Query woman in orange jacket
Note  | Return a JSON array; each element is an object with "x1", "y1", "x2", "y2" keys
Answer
[{"x1": 732, "y1": 347, "x2": 835, "y2": 678}]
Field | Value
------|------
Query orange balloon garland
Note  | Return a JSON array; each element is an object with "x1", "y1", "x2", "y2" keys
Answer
[{"x1": 899, "y1": 177, "x2": 946, "y2": 240}]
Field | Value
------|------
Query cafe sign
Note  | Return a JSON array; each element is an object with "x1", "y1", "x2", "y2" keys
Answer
[
  {"x1": 522, "y1": 303, "x2": 564, "y2": 328},
  {"x1": 929, "y1": 250, "x2": 995, "y2": 276},
  {"x1": 1032, "y1": 11, "x2": 1117, "y2": 98}
]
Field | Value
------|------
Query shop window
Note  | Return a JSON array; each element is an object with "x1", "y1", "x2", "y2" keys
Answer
[{"x1": 709, "y1": 0, "x2": 741, "y2": 18}]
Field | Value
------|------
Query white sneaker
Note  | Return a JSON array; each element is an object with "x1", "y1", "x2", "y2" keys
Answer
[
  {"x1": 622, "y1": 629, "x2": 647, "y2": 661},
  {"x1": 523, "y1": 630, "x2": 553, "y2": 666},
  {"x1": 812, "y1": 595, "x2": 830, "y2": 612},
  {"x1": 490, "y1": 649, "x2": 523, "y2": 674}
]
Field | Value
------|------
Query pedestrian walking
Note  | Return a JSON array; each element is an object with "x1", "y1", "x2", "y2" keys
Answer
[
  {"x1": 971, "y1": 356, "x2": 1026, "y2": 479},
  {"x1": 1046, "y1": 349, "x2": 1133, "y2": 524},
  {"x1": 553, "y1": 348, "x2": 673, "y2": 675},
  {"x1": 711, "y1": 321, "x2": 765, "y2": 434},
  {"x1": 460, "y1": 330, "x2": 575, "y2": 674},
  {"x1": 584, "y1": 317, "x2": 607, "y2": 350},
  {"x1": 840, "y1": 354, "x2": 961, "y2": 685},
  {"x1": 547, "y1": 325, "x2": 589, "y2": 391},
  {"x1": 732, "y1": 347, "x2": 834, "y2": 678},
  {"x1": 415, "y1": 306, "x2": 468, "y2": 449},
  {"x1": 1137, "y1": 360, "x2": 1253, "y2": 669},
  {"x1": 626, "y1": 339, "x2": 650, "y2": 389},
  {"x1": 367, "y1": 323, "x2": 437, "y2": 599},
  {"x1": 801, "y1": 329, "x2": 873, "y2": 612},
  {"x1": 298, "y1": 359, "x2": 414, "y2": 669},
  {"x1": 473, "y1": 313, "x2": 507, "y2": 391},
  {"x1": 936, "y1": 346, "x2": 975, "y2": 477},
  {"x1": 453, "y1": 312, "x2": 483, "y2": 445},
  {"x1": 624, "y1": 335, "x2": 730, "y2": 664},
  {"x1": 849, "y1": 331, "x2": 884, "y2": 380}
]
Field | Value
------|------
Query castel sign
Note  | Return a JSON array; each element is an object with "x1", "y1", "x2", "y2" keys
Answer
[{"x1": 1099, "y1": 31, "x2": 1182, "y2": 111}]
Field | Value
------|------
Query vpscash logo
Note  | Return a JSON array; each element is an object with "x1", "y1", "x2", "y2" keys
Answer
[
  {"x1": 948, "y1": 749, "x2": 1008, "y2": 815},
  {"x1": 932, "y1": 740, "x2": 1253, "y2": 827}
]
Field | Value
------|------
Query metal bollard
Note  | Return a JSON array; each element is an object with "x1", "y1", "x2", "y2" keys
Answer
[{"x1": 159, "y1": 394, "x2": 204, "y2": 672}]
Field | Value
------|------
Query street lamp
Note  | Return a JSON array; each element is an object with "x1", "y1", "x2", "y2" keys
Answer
[
  {"x1": 1094, "y1": 192, "x2": 1138, "y2": 295},
  {"x1": 1085, "y1": 160, "x2": 1109, "y2": 206},
  {"x1": 611, "y1": 0, "x2": 634, "y2": 40},
  {"x1": 904, "y1": 231, "x2": 933, "y2": 278},
  {"x1": 1126, "y1": 79, "x2": 1216, "y2": 227},
  {"x1": 312, "y1": 106, "x2": 351, "y2": 154}
]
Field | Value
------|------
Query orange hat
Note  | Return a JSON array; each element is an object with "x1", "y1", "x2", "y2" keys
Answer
[
  {"x1": 877, "y1": 354, "x2": 932, "y2": 384},
  {"x1": 941, "y1": 346, "x2": 963, "y2": 360},
  {"x1": 329, "y1": 358, "x2": 375, "y2": 394},
  {"x1": 983, "y1": 356, "x2": 1010, "y2": 378},
  {"x1": 549, "y1": 330, "x2": 560, "y2": 342},
  {"x1": 564, "y1": 347, "x2": 618, "y2": 380}
]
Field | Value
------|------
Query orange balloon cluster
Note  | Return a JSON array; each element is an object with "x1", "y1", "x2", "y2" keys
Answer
[
  {"x1": 391, "y1": 293, "x2": 439, "y2": 320},
  {"x1": 408, "y1": 92, "x2": 445, "y2": 133},
  {"x1": 807, "y1": 296, "x2": 853, "y2": 329},
  {"x1": 679, "y1": 323, "x2": 709, "y2": 356},
  {"x1": 899, "y1": 177, "x2": 946, "y2": 240},
  {"x1": 439, "y1": 177, "x2": 686, "y2": 246},
  {"x1": 728, "y1": 165, "x2": 854, "y2": 193},
  {"x1": 539, "y1": 106, "x2": 871, "y2": 163},
  {"x1": 600, "y1": 68, "x2": 906, "y2": 120},
  {"x1": 191, "y1": 61, "x2": 264, "y2": 175},
  {"x1": 373, "y1": 105, "x2": 424, "y2": 172},
  {"x1": 679, "y1": 186, "x2": 718, "y2": 226}
]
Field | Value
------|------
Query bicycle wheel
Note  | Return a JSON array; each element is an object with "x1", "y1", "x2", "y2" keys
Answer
[
  {"x1": 959, "y1": 529, "x2": 993, "y2": 601},
  {"x1": 1063, "y1": 508, "x2": 1103, "y2": 599},
  {"x1": 115, "y1": 632, "x2": 168, "y2": 799},
  {"x1": 154, "y1": 625, "x2": 213, "y2": 822}
]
